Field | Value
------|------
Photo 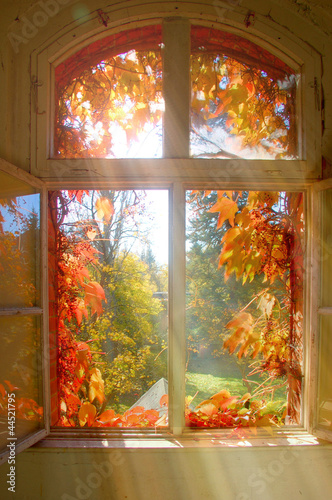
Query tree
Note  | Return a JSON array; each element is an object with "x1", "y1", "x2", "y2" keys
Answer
[{"x1": 83, "y1": 254, "x2": 166, "y2": 412}]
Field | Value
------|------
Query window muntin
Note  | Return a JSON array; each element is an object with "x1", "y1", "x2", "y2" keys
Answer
[
  {"x1": 190, "y1": 27, "x2": 299, "y2": 159},
  {"x1": 49, "y1": 189, "x2": 168, "y2": 428},
  {"x1": 185, "y1": 190, "x2": 304, "y2": 428},
  {"x1": 54, "y1": 27, "x2": 163, "y2": 159}
]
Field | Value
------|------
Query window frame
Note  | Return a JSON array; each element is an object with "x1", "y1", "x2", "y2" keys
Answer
[
  {"x1": 0, "y1": 158, "x2": 49, "y2": 465},
  {"x1": 18, "y1": 13, "x2": 326, "y2": 445}
]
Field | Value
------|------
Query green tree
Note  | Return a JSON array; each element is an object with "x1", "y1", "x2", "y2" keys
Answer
[{"x1": 82, "y1": 253, "x2": 166, "y2": 411}]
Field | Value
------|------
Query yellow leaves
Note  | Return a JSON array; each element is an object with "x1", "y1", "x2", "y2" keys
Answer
[
  {"x1": 209, "y1": 193, "x2": 238, "y2": 228},
  {"x1": 195, "y1": 389, "x2": 238, "y2": 417},
  {"x1": 95, "y1": 197, "x2": 114, "y2": 222},
  {"x1": 78, "y1": 402, "x2": 97, "y2": 427},
  {"x1": 88, "y1": 368, "x2": 105, "y2": 404}
]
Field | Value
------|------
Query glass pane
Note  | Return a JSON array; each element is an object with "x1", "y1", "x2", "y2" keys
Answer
[
  {"x1": 49, "y1": 190, "x2": 168, "y2": 428},
  {"x1": 0, "y1": 315, "x2": 43, "y2": 452},
  {"x1": 321, "y1": 189, "x2": 332, "y2": 307},
  {"x1": 0, "y1": 171, "x2": 41, "y2": 308},
  {"x1": 186, "y1": 190, "x2": 304, "y2": 429},
  {"x1": 54, "y1": 27, "x2": 163, "y2": 159},
  {"x1": 318, "y1": 315, "x2": 332, "y2": 429},
  {"x1": 190, "y1": 27, "x2": 299, "y2": 159}
]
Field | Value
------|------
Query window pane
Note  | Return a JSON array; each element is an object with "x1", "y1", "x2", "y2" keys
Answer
[
  {"x1": 49, "y1": 190, "x2": 168, "y2": 428},
  {"x1": 0, "y1": 171, "x2": 41, "y2": 308},
  {"x1": 54, "y1": 27, "x2": 163, "y2": 159},
  {"x1": 0, "y1": 315, "x2": 43, "y2": 452},
  {"x1": 186, "y1": 190, "x2": 304, "y2": 428},
  {"x1": 190, "y1": 27, "x2": 299, "y2": 159},
  {"x1": 321, "y1": 189, "x2": 332, "y2": 307},
  {"x1": 318, "y1": 315, "x2": 332, "y2": 429}
]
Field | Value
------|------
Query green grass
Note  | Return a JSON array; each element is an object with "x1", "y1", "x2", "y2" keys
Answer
[
  {"x1": 186, "y1": 372, "x2": 246, "y2": 405},
  {"x1": 186, "y1": 370, "x2": 287, "y2": 407}
]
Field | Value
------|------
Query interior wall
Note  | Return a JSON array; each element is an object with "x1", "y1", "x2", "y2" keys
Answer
[
  {"x1": 0, "y1": 1, "x2": 332, "y2": 499},
  {"x1": 1, "y1": 445, "x2": 332, "y2": 500}
]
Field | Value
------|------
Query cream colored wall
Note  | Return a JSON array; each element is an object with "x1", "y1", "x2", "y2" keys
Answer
[
  {"x1": 1, "y1": 445, "x2": 332, "y2": 499},
  {"x1": 0, "y1": 1, "x2": 332, "y2": 499}
]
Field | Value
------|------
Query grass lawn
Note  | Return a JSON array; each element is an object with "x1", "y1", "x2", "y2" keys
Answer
[
  {"x1": 186, "y1": 370, "x2": 287, "y2": 407},
  {"x1": 186, "y1": 371, "x2": 247, "y2": 405}
]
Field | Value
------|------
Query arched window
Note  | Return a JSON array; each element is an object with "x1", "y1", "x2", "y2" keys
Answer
[
  {"x1": 47, "y1": 23, "x2": 305, "y2": 430},
  {"x1": 1, "y1": 14, "x2": 329, "y2": 464},
  {"x1": 53, "y1": 25, "x2": 299, "y2": 160}
]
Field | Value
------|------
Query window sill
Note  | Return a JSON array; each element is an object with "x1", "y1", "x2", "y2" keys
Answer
[{"x1": 31, "y1": 429, "x2": 325, "y2": 451}]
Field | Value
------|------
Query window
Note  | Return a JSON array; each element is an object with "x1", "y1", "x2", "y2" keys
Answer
[
  {"x1": 0, "y1": 161, "x2": 48, "y2": 464},
  {"x1": 0, "y1": 15, "x2": 327, "y2": 461}
]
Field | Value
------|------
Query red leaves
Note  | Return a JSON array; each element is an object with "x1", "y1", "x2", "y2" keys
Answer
[
  {"x1": 83, "y1": 281, "x2": 106, "y2": 317},
  {"x1": 67, "y1": 190, "x2": 90, "y2": 203}
]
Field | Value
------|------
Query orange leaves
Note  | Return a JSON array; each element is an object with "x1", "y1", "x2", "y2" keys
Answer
[
  {"x1": 209, "y1": 192, "x2": 238, "y2": 228},
  {"x1": 95, "y1": 197, "x2": 114, "y2": 222},
  {"x1": 83, "y1": 281, "x2": 106, "y2": 317},
  {"x1": 159, "y1": 394, "x2": 168, "y2": 407},
  {"x1": 97, "y1": 409, "x2": 116, "y2": 424},
  {"x1": 78, "y1": 402, "x2": 97, "y2": 426},
  {"x1": 55, "y1": 48, "x2": 163, "y2": 158},
  {"x1": 224, "y1": 312, "x2": 256, "y2": 358},
  {"x1": 195, "y1": 389, "x2": 238, "y2": 416},
  {"x1": 94, "y1": 404, "x2": 167, "y2": 428},
  {"x1": 190, "y1": 51, "x2": 297, "y2": 158}
]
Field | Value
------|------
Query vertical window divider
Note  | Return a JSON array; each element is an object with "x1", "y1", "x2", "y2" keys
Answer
[
  {"x1": 163, "y1": 18, "x2": 190, "y2": 158},
  {"x1": 41, "y1": 185, "x2": 51, "y2": 435},
  {"x1": 169, "y1": 182, "x2": 186, "y2": 435},
  {"x1": 163, "y1": 17, "x2": 190, "y2": 434}
]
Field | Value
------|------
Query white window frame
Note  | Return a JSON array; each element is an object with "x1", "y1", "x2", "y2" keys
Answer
[{"x1": 3, "y1": 11, "x2": 326, "y2": 449}]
